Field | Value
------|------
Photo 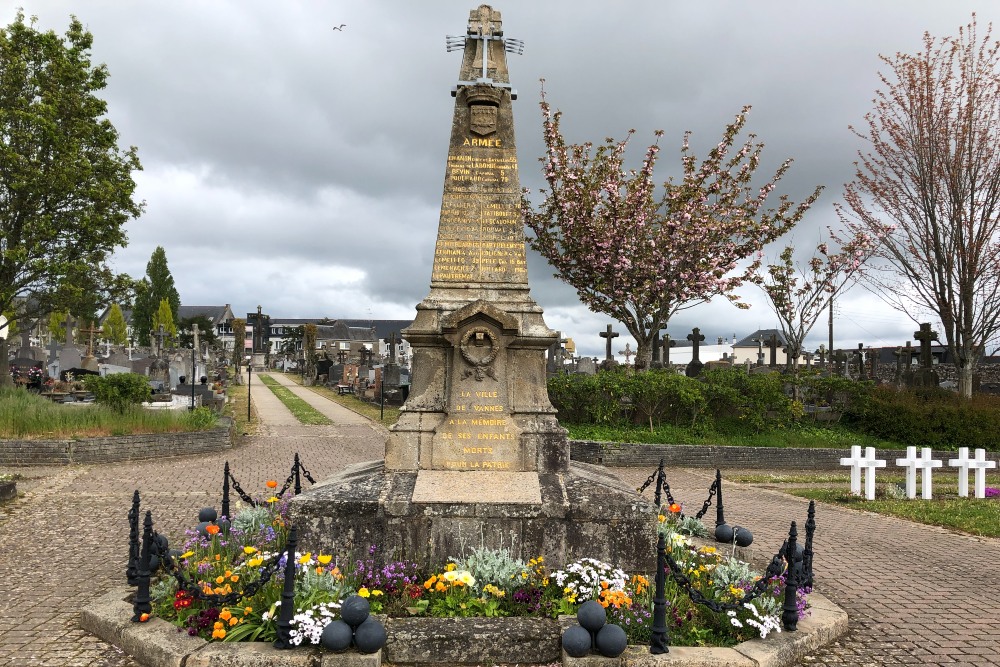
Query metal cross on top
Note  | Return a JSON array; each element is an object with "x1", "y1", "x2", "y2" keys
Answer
[
  {"x1": 446, "y1": 5, "x2": 523, "y2": 90},
  {"x1": 79, "y1": 322, "x2": 103, "y2": 358},
  {"x1": 619, "y1": 342, "x2": 634, "y2": 366}
]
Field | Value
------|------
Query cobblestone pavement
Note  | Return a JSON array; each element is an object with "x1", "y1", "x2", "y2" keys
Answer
[{"x1": 1, "y1": 379, "x2": 998, "y2": 665}]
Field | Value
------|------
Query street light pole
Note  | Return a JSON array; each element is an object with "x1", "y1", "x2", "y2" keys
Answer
[{"x1": 246, "y1": 356, "x2": 252, "y2": 421}]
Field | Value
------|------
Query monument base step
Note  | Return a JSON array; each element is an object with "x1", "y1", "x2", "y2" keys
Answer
[{"x1": 289, "y1": 460, "x2": 656, "y2": 571}]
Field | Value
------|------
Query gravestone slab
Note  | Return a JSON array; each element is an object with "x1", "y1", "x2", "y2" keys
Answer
[{"x1": 291, "y1": 5, "x2": 654, "y2": 572}]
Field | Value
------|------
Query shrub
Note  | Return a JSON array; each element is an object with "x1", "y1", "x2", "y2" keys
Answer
[{"x1": 83, "y1": 373, "x2": 152, "y2": 412}]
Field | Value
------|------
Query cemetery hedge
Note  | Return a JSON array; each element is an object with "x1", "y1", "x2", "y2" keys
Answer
[{"x1": 548, "y1": 369, "x2": 1000, "y2": 451}]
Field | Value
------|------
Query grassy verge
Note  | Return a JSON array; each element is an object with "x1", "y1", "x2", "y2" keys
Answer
[
  {"x1": 223, "y1": 380, "x2": 258, "y2": 436},
  {"x1": 0, "y1": 387, "x2": 218, "y2": 440},
  {"x1": 564, "y1": 422, "x2": 902, "y2": 449},
  {"x1": 282, "y1": 373, "x2": 400, "y2": 427},
  {"x1": 257, "y1": 375, "x2": 332, "y2": 425}
]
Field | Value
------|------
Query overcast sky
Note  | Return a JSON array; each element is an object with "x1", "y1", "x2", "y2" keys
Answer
[{"x1": 9, "y1": 1, "x2": 997, "y2": 360}]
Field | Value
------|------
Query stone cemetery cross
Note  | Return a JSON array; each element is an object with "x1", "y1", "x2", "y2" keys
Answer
[
  {"x1": 62, "y1": 313, "x2": 75, "y2": 346},
  {"x1": 686, "y1": 327, "x2": 705, "y2": 377},
  {"x1": 868, "y1": 346, "x2": 879, "y2": 378},
  {"x1": 151, "y1": 325, "x2": 168, "y2": 357},
  {"x1": 914, "y1": 323, "x2": 938, "y2": 369},
  {"x1": 619, "y1": 342, "x2": 634, "y2": 366},
  {"x1": 663, "y1": 333, "x2": 676, "y2": 366},
  {"x1": 816, "y1": 344, "x2": 827, "y2": 366},
  {"x1": 192, "y1": 323, "x2": 200, "y2": 357},
  {"x1": 802, "y1": 350, "x2": 813, "y2": 368},
  {"x1": 892, "y1": 346, "x2": 905, "y2": 385},
  {"x1": 600, "y1": 324, "x2": 619, "y2": 362},
  {"x1": 948, "y1": 448, "x2": 998, "y2": 499},
  {"x1": 755, "y1": 337, "x2": 765, "y2": 366},
  {"x1": 854, "y1": 343, "x2": 867, "y2": 381},
  {"x1": 19, "y1": 321, "x2": 32, "y2": 350},
  {"x1": 767, "y1": 334, "x2": 778, "y2": 368},
  {"x1": 839, "y1": 445, "x2": 886, "y2": 500},
  {"x1": 385, "y1": 331, "x2": 398, "y2": 364},
  {"x1": 833, "y1": 350, "x2": 849, "y2": 377},
  {"x1": 47, "y1": 337, "x2": 59, "y2": 363},
  {"x1": 895, "y1": 446, "x2": 943, "y2": 500}
]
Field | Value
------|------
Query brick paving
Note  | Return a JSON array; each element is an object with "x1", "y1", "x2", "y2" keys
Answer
[{"x1": 1, "y1": 376, "x2": 998, "y2": 665}]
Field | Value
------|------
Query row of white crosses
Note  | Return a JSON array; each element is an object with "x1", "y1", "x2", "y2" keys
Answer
[{"x1": 839, "y1": 445, "x2": 997, "y2": 500}]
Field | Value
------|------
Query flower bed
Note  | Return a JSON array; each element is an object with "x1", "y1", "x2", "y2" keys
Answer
[{"x1": 138, "y1": 480, "x2": 811, "y2": 655}]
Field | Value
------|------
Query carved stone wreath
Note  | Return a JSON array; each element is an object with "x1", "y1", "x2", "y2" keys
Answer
[{"x1": 459, "y1": 326, "x2": 499, "y2": 381}]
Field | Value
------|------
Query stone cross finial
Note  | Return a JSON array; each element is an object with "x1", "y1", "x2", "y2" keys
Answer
[
  {"x1": 599, "y1": 324, "x2": 619, "y2": 361},
  {"x1": 913, "y1": 323, "x2": 938, "y2": 368}
]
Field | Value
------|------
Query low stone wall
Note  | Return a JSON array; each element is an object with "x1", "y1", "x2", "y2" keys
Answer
[
  {"x1": 0, "y1": 418, "x2": 233, "y2": 466},
  {"x1": 570, "y1": 439, "x2": 1000, "y2": 470}
]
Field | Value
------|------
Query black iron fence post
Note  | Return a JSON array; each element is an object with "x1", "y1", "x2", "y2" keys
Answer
[
  {"x1": 653, "y1": 458, "x2": 664, "y2": 507},
  {"x1": 221, "y1": 461, "x2": 231, "y2": 520},
  {"x1": 803, "y1": 501, "x2": 816, "y2": 588},
  {"x1": 650, "y1": 533, "x2": 669, "y2": 654},
  {"x1": 781, "y1": 521, "x2": 800, "y2": 631},
  {"x1": 273, "y1": 526, "x2": 298, "y2": 649},
  {"x1": 293, "y1": 453, "x2": 302, "y2": 496},
  {"x1": 132, "y1": 511, "x2": 154, "y2": 621},
  {"x1": 715, "y1": 469, "x2": 725, "y2": 528},
  {"x1": 126, "y1": 490, "x2": 141, "y2": 585}
]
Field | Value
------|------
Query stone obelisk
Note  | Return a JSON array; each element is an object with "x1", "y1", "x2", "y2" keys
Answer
[{"x1": 291, "y1": 5, "x2": 653, "y2": 570}]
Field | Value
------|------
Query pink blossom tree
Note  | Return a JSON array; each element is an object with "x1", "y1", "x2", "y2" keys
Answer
[
  {"x1": 754, "y1": 234, "x2": 874, "y2": 369},
  {"x1": 522, "y1": 91, "x2": 822, "y2": 369},
  {"x1": 839, "y1": 17, "x2": 1000, "y2": 397}
]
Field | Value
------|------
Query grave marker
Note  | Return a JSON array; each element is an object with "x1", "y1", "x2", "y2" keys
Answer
[
  {"x1": 912, "y1": 323, "x2": 940, "y2": 388},
  {"x1": 767, "y1": 334, "x2": 778, "y2": 368},
  {"x1": 948, "y1": 447, "x2": 997, "y2": 499},
  {"x1": 599, "y1": 324, "x2": 619, "y2": 364},
  {"x1": 839, "y1": 445, "x2": 886, "y2": 500},
  {"x1": 686, "y1": 327, "x2": 705, "y2": 377},
  {"x1": 894, "y1": 446, "x2": 942, "y2": 499}
]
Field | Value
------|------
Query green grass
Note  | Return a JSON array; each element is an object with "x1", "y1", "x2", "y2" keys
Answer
[
  {"x1": 564, "y1": 422, "x2": 902, "y2": 449},
  {"x1": 787, "y1": 487, "x2": 1000, "y2": 537},
  {"x1": 283, "y1": 374, "x2": 401, "y2": 427},
  {"x1": 223, "y1": 380, "x2": 258, "y2": 437},
  {"x1": 256, "y1": 375, "x2": 332, "y2": 425},
  {"x1": 0, "y1": 387, "x2": 218, "y2": 439}
]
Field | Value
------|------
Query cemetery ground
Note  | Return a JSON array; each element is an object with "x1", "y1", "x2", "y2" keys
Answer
[{"x1": 0, "y1": 374, "x2": 996, "y2": 665}]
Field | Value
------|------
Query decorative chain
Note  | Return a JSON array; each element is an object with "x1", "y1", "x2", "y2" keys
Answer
[
  {"x1": 636, "y1": 466, "x2": 659, "y2": 495},
  {"x1": 298, "y1": 462, "x2": 316, "y2": 485},
  {"x1": 663, "y1": 544, "x2": 787, "y2": 613},
  {"x1": 693, "y1": 479, "x2": 718, "y2": 521},
  {"x1": 276, "y1": 471, "x2": 297, "y2": 498},
  {"x1": 227, "y1": 472, "x2": 259, "y2": 507},
  {"x1": 153, "y1": 534, "x2": 284, "y2": 606}
]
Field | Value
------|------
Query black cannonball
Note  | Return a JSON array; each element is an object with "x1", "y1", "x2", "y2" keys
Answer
[
  {"x1": 198, "y1": 507, "x2": 218, "y2": 522},
  {"x1": 149, "y1": 553, "x2": 160, "y2": 571},
  {"x1": 577, "y1": 599, "x2": 607, "y2": 632},
  {"x1": 562, "y1": 624, "x2": 592, "y2": 658},
  {"x1": 715, "y1": 523, "x2": 734, "y2": 544},
  {"x1": 354, "y1": 616, "x2": 387, "y2": 654},
  {"x1": 595, "y1": 623, "x2": 627, "y2": 658},
  {"x1": 733, "y1": 526, "x2": 754, "y2": 547},
  {"x1": 196, "y1": 521, "x2": 211, "y2": 538},
  {"x1": 216, "y1": 518, "x2": 230, "y2": 534},
  {"x1": 155, "y1": 533, "x2": 169, "y2": 551},
  {"x1": 320, "y1": 620, "x2": 353, "y2": 652},
  {"x1": 341, "y1": 595, "x2": 370, "y2": 628}
]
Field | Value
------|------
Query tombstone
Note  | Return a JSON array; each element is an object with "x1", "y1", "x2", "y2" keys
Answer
[
  {"x1": 662, "y1": 334, "x2": 676, "y2": 368},
  {"x1": 839, "y1": 445, "x2": 886, "y2": 500},
  {"x1": 290, "y1": 5, "x2": 654, "y2": 571},
  {"x1": 854, "y1": 344, "x2": 867, "y2": 381},
  {"x1": 546, "y1": 331, "x2": 568, "y2": 375},
  {"x1": 686, "y1": 327, "x2": 705, "y2": 377},
  {"x1": 895, "y1": 446, "x2": 943, "y2": 500},
  {"x1": 15, "y1": 321, "x2": 44, "y2": 361},
  {"x1": 833, "y1": 350, "x2": 849, "y2": 377},
  {"x1": 868, "y1": 347, "x2": 879, "y2": 380},
  {"x1": 911, "y1": 323, "x2": 940, "y2": 388},
  {"x1": 756, "y1": 338, "x2": 765, "y2": 366},
  {"x1": 892, "y1": 346, "x2": 906, "y2": 386},
  {"x1": 576, "y1": 357, "x2": 596, "y2": 375},
  {"x1": 802, "y1": 350, "x2": 813, "y2": 368},
  {"x1": 599, "y1": 324, "x2": 619, "y2": 370},
  {"x1": 618, "y1": 342, "x2": 634, "y2": 367},
  {"x1": 767, "y1": 334, "x2": 778, "y2": 368},
  {"x1": 948, "y1": 448, "x2": 997, "y2": 499},
  {"x1": 815, "y1": 344, "x2": 827, "y2": 367}
]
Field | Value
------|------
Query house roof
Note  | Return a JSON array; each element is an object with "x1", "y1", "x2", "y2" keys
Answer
[
  {"x1": 733, "y1": 329, "x2": 788, "y2": 348},
  {"x1": 177, "y1": 305, "x2": 234, "y2": 324}
]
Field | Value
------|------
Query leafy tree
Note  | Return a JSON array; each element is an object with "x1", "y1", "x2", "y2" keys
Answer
[
  {"x1": 102, "y1": 303, "x2": 128, "y2": 346},
  {"x1": 231, "y1": 317, "x2": 246, "y2": 383},
  {"x1": 303, "y1": 324, "x2": 318, "y2": 384},
  {"x1": 279, "y1": 325, "x2": 304, "y2": 355},
  {"x1": 83, "y1": 373, "x2": 151, "y2": 412},
  {"x1": 839, "y1": 17, "x2": 1000, "y2": 398},
  {"x1": 178, "y1": 315, "x2": 219, "y2": 349},
  {"x1": 0, "y1": 13, "x2": 142, "y2": 385},
  {"x1": 754, "y1": 234, "x2": 874, "y2": 368},
  {"x1": 48, "y1": 311, "x2": 69, "y2": 344},
  {"x1": 132, "y1": 247, "x2": 180, "y2": 346},
  {"x1": 523, "y1": 93, "x2": 821, "y2": 370},
  {"x1": 151, "y1": 299, "x2": 177, "y2": 347}
]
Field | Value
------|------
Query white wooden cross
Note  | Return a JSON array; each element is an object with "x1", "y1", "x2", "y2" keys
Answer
[
  {"x1": 948, "y1": 447, "x2": 997, "y2": 499},
  {"x1": 895, "y1": 446, "x2": 942, "y2": 499},
  {"x1": 840, "y1": 445, "x2": 886, "y2": 500}
]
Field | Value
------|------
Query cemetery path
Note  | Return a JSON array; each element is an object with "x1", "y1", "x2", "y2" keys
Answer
[
  {"x1": 3, "y1": 379, "x2": 998, "y2": 666},
  {"x1": 616, "y1": 467, "x2": 1000, "y2": 667},
  {"x1": 255, "y1": 371, "x2": 374, "y2": 427}
]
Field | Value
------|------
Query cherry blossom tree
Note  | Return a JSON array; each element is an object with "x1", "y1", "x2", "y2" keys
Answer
[
  {"x1": 522, "y1": 91, "x2": 822, "y2": 369},
  {"x1": 839, "y1": 17, "x2": 1000, "y2": 397},
  {"x1": 755, "y1": 233, "x2": 874, "y2": 369}
]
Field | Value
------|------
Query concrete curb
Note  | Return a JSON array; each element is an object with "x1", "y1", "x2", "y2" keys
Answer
[{"x1": 83, "y1": 588, "x2": 846, "y2": 666}]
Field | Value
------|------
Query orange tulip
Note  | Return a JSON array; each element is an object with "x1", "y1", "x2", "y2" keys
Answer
[
  {"x1": 669, "y1": 503, "x2": 682, "y2": 514},
  {"x1": 205, "y1": 524, "x2": 220, "y2": 536},
  {"x1": 266, "y1": 480, "x2": 278, "y2": 489}
]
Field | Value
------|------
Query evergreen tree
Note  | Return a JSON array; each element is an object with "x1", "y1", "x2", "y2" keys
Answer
[
  {"x1": 132, "y1": 247, "x2": 180, "y2": 345},
  {"x1": 48, "y1": 310, "x2": 69, "y2": 343},
  {"x1": 151, "y1": 299, "x2": 177, "y2": 347},
  {"x1": 231, "y1": 317, "x2": 246, "y2": 384}
]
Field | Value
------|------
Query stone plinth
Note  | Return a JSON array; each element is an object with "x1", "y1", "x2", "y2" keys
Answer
[{"x1": 290, "y1": 460, "x2": 655, "y2": 571}]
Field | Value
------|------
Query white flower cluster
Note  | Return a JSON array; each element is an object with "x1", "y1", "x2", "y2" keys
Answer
[
  {"x1": 287, "y1": 600, "x2": 343, "y2": 646},
  {"x1": 552, "y1": 557, "x2": 628, "y2": 602},
  {"x1": 727, "y1": 602, "x2": 782, "y2": 639}
]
